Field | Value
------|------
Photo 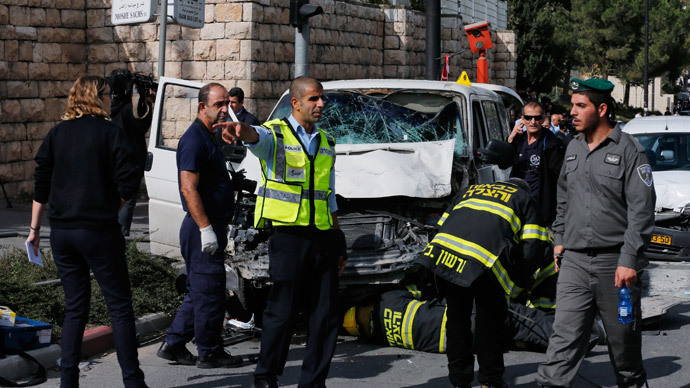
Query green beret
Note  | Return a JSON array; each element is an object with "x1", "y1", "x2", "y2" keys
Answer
[{"x1": 570, "y1": 78, "x2": 614, "y2": 94}]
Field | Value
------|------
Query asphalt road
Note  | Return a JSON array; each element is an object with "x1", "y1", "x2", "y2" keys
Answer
[
  {"x1": 3, "y1": 200, "x2": 690, "y2": 387},
  {"x1": 26, "y1": 302, "x2": 690, "y2": 388}
]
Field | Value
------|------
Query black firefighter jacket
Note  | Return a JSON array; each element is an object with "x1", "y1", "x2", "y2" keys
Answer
[
  {"x1": 416, "y1": 181, "x2": 554, "y2": 298},
  {"x1": 509, "y1": 129, "x2": 565, "y2": 226}
]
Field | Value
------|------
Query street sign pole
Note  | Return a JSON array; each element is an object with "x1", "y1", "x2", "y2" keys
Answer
[
  {"x1": 111, "y1": 0, "x2": 205, "y2": 79},
  {"x1": 295, "y1": 23, "x2": 309, "y2": 78},
  {"x1": 290, "y1": 1, "x2": 323, "y2": 78},
  {"x1": 159, "y1": 0, "x2": 167, "y2": 77}
]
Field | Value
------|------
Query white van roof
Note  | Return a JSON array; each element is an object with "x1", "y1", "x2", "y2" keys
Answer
[
  {"x1": 320, "y1": 79, "x2": 502, "y2": 98},
  {"x1": 623, "y1": 116, "x2": 690, "y2": 134}
]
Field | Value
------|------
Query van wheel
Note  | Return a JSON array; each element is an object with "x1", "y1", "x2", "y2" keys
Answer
[{"x1": 234, "y1": 276, "x2": 268, "y2": 328}]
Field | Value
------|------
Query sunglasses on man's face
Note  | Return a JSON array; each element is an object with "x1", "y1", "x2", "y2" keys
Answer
[{"x1": 523, "y1": 115, "x2": 544, "y2": 122}]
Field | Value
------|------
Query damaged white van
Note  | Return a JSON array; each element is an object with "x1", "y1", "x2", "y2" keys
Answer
[{"x1": 145, "y1": 78, "x2": 520, "y2": 316}]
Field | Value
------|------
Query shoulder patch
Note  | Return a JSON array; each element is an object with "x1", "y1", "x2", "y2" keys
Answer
[
  {"x1": 566, "y1": 154, "x2": 577, "y2": 162},
  {"x1": 605, "y1": 153, "x2": 621, "y2": 165},
  {"x1": 637, "y1": 164, "x2": 653, "y2": 187}
]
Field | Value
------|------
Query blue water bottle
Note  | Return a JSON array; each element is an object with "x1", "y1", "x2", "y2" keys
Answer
[{"x1": 618, "y1": 285, "x2": 632, "y2": 324}]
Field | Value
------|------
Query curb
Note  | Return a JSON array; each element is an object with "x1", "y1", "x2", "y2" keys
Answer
[
  {"x1": 0, "y1": 312, "x2": 172, "y2": 382},
  {"x1": 81, "y1": 326, "x2": 114, "y2": 359},
  {"x1": 81, "y1": 312, "x2": 173, "y2": 359},
  {"x1": 0, "y1": 344, "x2": 61, "y2": 382}
]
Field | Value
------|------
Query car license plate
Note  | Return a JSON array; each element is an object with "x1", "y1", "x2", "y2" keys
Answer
[{"x1": 651, "y1": 234, "x2": 672, "y2": 245}]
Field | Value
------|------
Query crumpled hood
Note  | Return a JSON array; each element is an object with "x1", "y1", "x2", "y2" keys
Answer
[
  {"x1": 653, "y1": 170, "x2": 690, "y2": 210},
  {"x1": 334, "y1": 139, "x2": 456, "y2": 199}
]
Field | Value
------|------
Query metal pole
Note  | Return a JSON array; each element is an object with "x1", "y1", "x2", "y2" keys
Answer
[
  {"x1": 425, "y1": 0, "x2": 440, "y2": 80},
  {"x1": 477, "y1": 50, "x2": 489, "y2": 83},
  {"x1": 644, "y1": 0, "x2": 649, "y2": 116},
  {"x1": 158, "y1": 0, "x2": 167, "y2": 78},
  {"x1": 295, "y1": 22, "x2": 309, "y2": 78}
]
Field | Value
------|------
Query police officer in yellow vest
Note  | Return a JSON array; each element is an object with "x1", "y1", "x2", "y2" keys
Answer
[{"x1": 217, "y1": 76, "x2": 347, "y2": 388}]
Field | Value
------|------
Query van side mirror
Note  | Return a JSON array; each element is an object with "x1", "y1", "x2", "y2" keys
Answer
[
  {"x1": 660, "y1": 149, "x2": 675, "y2": 162},
  {"x1": 478, "y1": 139, "x2": 515, "y2": 169}
]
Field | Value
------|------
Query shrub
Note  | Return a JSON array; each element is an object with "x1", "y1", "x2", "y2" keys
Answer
[{"x1": 0, "y1": 241, "x2": 181, "y2": 341}]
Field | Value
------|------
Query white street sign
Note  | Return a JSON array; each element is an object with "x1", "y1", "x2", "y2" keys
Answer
[
  {"x1": 171, "y1": 0, "x2": 205, "y2": 29},
  {"x1": 111, "y1": 0, "x2": 157, "y2": 25}
]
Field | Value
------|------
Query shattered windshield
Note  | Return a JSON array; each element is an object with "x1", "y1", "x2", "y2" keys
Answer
[
  {"x1": 270, "y1": 90, "x2": 468, "y2": 157},
  {"x1": 634, "y1": 133, "x2": 690, "y2": 171}
]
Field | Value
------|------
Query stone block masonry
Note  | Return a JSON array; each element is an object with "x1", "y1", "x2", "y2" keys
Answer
[{"x1": 0, "y1": 0, "x2": 516, "y2": 198}]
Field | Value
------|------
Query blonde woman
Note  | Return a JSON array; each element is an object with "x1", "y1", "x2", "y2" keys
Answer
[{"x1": 26, "y1": 76, "x2": 147, "y2": 388}]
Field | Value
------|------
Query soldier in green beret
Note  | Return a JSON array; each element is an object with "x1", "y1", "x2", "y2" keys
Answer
[{"x1": 536, "y1": 78, "x2": 655, "y2": 387}]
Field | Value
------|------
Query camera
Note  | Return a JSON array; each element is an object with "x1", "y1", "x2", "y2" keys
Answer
[
  {"x1": 107, "y1": 70, "x2": 158, "y2": 101},
  {"x1": 230, "y1": 169, "x2": 257, "y2": 194}
]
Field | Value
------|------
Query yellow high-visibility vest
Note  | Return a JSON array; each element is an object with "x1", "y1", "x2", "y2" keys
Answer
[{"x1": 254, "y1": 118, "x2": 335, "y2": 230}]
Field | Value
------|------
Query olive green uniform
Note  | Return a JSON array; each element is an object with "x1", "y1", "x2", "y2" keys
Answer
[{"x1": 537, "y1": 124, "x2": 656, "y2": 388}]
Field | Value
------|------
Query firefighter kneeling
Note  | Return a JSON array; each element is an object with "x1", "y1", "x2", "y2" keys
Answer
[{"x1": 416, "y1": 178, "x2": 552, "y2": 388}]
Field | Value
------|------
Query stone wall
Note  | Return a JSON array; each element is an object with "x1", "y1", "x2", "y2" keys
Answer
[{"x1": 0, "y1": 0, "x2": 517, "y2": 198}]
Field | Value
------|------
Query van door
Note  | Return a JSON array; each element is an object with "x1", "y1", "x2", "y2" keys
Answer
[
  {"x1": 471, "y1": 99, "x2": 494, "y2": 184},
  {"x1": 481, "y1": 99, "x2": 512, "y2": 182},
  {"x1": 145, "y1": 77, "x2": 204, "y2": 258}
]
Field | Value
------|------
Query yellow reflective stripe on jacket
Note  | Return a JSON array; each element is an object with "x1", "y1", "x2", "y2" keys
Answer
[
  {"x1": 257, "y1": 185, "x2": 301, "y2": 204},
  {"x1": 439, "y1": 307, "x2": 448, "y2": 353},
  {"x1": 431, "y1": 234, "x2": 522, "y2": 298},
  {"x1": 271, "y1": 124, "x2": 286, "y2": 181},
  {"x1": 529, "y1": 297, "x2": 556, "y2": 309},
  {"x1": 521, "y1": 224, "x2": 551, "y2": 242},
  {"x1": 454, "y1": 198, "x2": 521, "y2": 236},
  {"x1": 438, "y1": 212, "x2": 449, "y2": 226},
  {"x1": 431, "y1": 233, "x2": 497, "y2": 268},
  {"x1": 401, "y1": 300, "x2": 425, "y2": 350},
  {"x1": 532, "y1": 261, "x2": 557, "y2": 289},
  {"x1": 405, "y1": 284, "x2": 421, "y2": 299},
  {"x1": 491, "y1": 260, "x2": 523, "y2": 298},
  {"x1": 300, "y1": 190, "x2": 329, "y2": 201}
]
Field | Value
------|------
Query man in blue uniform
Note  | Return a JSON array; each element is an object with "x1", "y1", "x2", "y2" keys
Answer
[
  {"x1": 218, "y1": 76, "x2": 347, "y2": 388},
  {"x1": 537, "y1": 78, "x2": 655, "y2": 388},
  {"x1": 157, "y1": 83, "x2": 243, "y2": 369}
]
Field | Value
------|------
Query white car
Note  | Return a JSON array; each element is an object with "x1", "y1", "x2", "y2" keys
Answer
[
  {"x1": 624, "y1": 116, "x2": 690, "y2": 261},
  {"x1": 144, "y1": 78, "x2": 521, "y2": 318}
]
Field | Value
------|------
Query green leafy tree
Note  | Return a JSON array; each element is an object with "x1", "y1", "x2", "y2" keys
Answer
[
  {"x1": 570, "y1": 0, "x2": 690, "y2": 104},
  {"x1": 509, "y1": 0, "x2": 572, "y2": 93},
  {"x1": 570, "y1": 0, "x2": 645, "y2": 76},
  {"x1": 625, "y1": 0, "x2": 690, "y2": 94}
]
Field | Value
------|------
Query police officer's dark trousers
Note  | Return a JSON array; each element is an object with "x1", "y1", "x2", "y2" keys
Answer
[
  {"x1": 537, "y1": 250, "x2": 646, "y2": 387},
  {"x1": 445, "y1": 272, "x2": 507, "y2": 388},
  {"x1": 165, "y1": 216, "x2": 227, "y2": 356},
  {"x1": 254, "y1": 226, "x2": 340, "y2": 388},
  {"x1": 51, "y1": 227, "x2": 145, "y2": 388}
]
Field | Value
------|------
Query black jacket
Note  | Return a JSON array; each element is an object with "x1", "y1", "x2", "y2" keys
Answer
[
  {"x1": 111, "y1": 97, "x2": 153, "y2": 170},
  {"x1": 416, "y1": 181, "x2": 553, "y2": 297},
  {"x1": 509, "y1": 129, "x2": 565, "y2": 226},
  {"x1": 235, "y1": 108, "x2": 261, "y2": 126},
  {"x1": 371, "y1": 289, "x2": 447, "y2": 353},
  {"x1": 33, "y1": 116, "x2": 140, "y2": 229}
]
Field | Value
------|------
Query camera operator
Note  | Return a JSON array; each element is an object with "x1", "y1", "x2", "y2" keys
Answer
[{"x1": 108, "y1": 69, "x2": 156, "y2": 236}]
